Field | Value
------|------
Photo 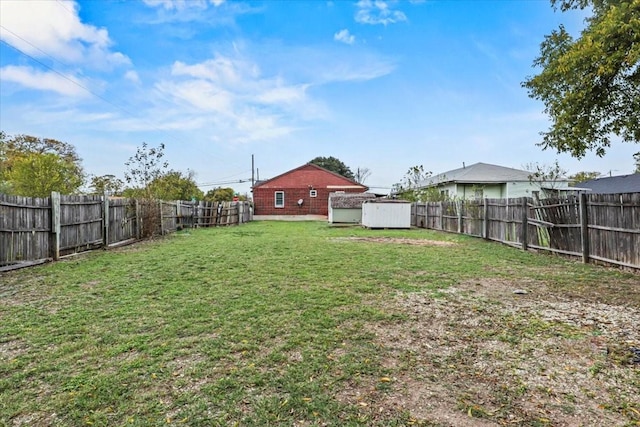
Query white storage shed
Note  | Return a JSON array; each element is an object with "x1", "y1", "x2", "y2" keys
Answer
[
  {"x1": 328, "y1": 192, "x2": 377, "y2": 224},
  {"x1": 361, "y1": 199, "x2": 411, "y2": 229}
]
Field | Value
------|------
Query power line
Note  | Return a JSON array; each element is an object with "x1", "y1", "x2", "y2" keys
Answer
[
  {"x1": 0, "y1": 25, "x2": 76, "y2": 71},
  {"x1": 0, "y1": 25, "x2": 248, "y2": 170},
  {"x1": 0, "y1": 35, "x2": 160, "y2": 135},
  {"x1": 198, "y1": 179, "x2": 251, "y2": 187},
  {"x1": 0, "y1": 19, "x2": 251, "y2": 172}
]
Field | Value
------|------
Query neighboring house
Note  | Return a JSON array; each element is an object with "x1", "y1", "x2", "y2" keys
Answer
[
  {"x1": 252, "y1": 163, "x2": 368, "y2": 218},
  {"x1": 328, "y1": 192, "x2": 377, "y2": 224},
  {"x1": 418, "y1": 162, "x2": 571, "y2": 199},
  {"x1": 572, "y1": 174, "x2": 640, "y2": 194}
]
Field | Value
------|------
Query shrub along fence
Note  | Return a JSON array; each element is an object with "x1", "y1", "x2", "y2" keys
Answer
[
  {"x1": 0, "y1": 192, "x2": 252, "y2": 270},
  {"x1": 412, "y1": 192, "x2": 640, "y2": 270}
]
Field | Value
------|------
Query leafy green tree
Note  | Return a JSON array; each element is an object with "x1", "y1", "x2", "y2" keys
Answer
[
  {"x1": 124, "y1": 142, "x2": 168, "y2": 199},
  {"x1": 5, "y1": 152, "x2": 84, "y2": 197},
  {"x1": 148, "y1": 170, "x2": 204, "y2": 201},
  {"x1": 522, "y1": 0, "x2": 640, "y2": 158},
  {"x1": 0, "y1": 132, "x2": 84, "y2": 196},
  {"x1": 204, "y1": 187, "x2": 235, "y2": 202},
  {"x1": 90, "y1": 174, "x2": 124, "y2": 196},
  {"x1": 569, "y1": 171, "x2": 601, "y2": 184},
  {"x1": 0, "y1": 131, "x2": 10, "y2": 193},
  {"x1": 309, "y1": 156, "x2": 355, "y2": 179}
]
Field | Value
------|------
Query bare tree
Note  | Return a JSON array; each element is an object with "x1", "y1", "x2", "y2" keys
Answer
[
  {"x1": 524, "y1": 160, "x2": 568, "y2": 196},
  {"x1": 124, "y1": 142, "x2": 169, "y2": 199},
  {"x1": 354, "y1": 167, "x2": 372, "y2": 184}
]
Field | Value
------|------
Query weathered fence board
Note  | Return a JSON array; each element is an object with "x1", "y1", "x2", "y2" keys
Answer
[
  {"x1": 1, "y1": 193, "x2": 252, "y2": 269},
  {"x1": 108, "y1": 198, "x2": 138, "y2": 245},
  {"x1": 59, "y1": 195, "x2": 103, "y2": 255},
  {"x1": 413, "y1": 193, "x2": 640, "y2": 269},
  {"x1": 586, "y1": 193, "x2": 640, "y2": 269},
  {"x1": 0, "y1": 194, "x2": 51, "y2": 266}
]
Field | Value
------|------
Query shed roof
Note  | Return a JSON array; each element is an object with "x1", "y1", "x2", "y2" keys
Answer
[
  {"x1": 363, "y1": 199, "x2": 410, "y2": 204},
  {"x1": 329, "y1": 192, "x2": 377, "y2": 208},
  {"x1": 572, "y1": 174, "x2": 640, "y2": 194}
]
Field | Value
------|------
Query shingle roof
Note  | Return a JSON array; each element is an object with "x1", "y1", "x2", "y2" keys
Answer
[
  {"x1": 419, "y1": 162, "x2": 573, "y2": 187},
  {"x1": 420, "y1": 162, "x2": 532, "y2": 187},
  {"x1": 572, "y1": 174, "x2": 640, "y2": 194},
  {"x1": 329, "y1": 192, "x2": 376, "y2": 208},
  {"x1": 252, "y1": 163, "x2": 366, "y2": 189}
]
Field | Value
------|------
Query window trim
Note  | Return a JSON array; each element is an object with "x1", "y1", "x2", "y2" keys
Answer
[{"x1": 274, "y1": 191, "x2": 285, "y2": 208}]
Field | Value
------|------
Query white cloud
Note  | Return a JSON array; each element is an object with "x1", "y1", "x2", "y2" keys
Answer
[
  {"x1": 168, "y1": 56, "x2": 310, "y2": 108},
  {"x1": 153, "y1": 53, "x2": 314, "y2": 143},
  {"x1": 124, "y1": 70, "x2": 141, "y2": 84},
  {"x1": 355, "y1": 0, "x2": 407, "y2": 26},
  {"x1": 156, "y1": 79, "x2": 234, "y2": 113},
  {"x1": 0, "y1": 65, "x2": 89, "y2": 97},
  {"x1": 317, "y1": 55, "x2": 395, "y2": 82},
  {"x1": 256, "y1": 84, "x2": 309, "y2": 105},
  {"x1": 142, "y1": 0, "x2": 225, "y2": 10},
  {"x1": 142, "y1": 0, "x2": 206, "y2": 11},
  {"x1": 334, "y1": 29, "x2": 356, "y2": 45},
  {"x1": 0, "y1": 0, "x2": 130, "y2": 69}
]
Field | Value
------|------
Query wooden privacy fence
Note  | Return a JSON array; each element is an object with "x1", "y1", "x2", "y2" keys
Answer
[
  {"x1": 0, "y1": 192, "x2": 252, "y2": 270},
  {"x1": 412, "y1": 192, "x2": 640, "y2": 269}
]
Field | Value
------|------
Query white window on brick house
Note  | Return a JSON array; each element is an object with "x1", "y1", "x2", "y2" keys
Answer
[
  {"x1": 275, "y1": 191, "x2": 285, "y2": 208},
  {"x1": 310, "y1": 189, "x2": 317, "y2": 197}
]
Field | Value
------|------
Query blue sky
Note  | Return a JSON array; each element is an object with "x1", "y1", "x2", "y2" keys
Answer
[{"x1": 1, "y1": 0, "x2": 637, "y2": 195}]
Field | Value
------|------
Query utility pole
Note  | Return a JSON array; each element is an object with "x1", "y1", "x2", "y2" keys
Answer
[{"x1": 251, "y1": 154, "x2": 255, "y2": 189}]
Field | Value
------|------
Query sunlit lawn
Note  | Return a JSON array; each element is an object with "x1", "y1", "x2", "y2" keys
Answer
[{"x1": 1, "y1": 221, "x2": 638, "y2": 426}]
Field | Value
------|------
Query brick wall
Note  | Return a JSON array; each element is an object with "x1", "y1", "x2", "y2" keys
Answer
[
  {"x1": 254, "y1": 187, "x2": 364, "y2": 216},
  {"x1": 253, "y1": 164, "x2": 368, "y2": 216}
]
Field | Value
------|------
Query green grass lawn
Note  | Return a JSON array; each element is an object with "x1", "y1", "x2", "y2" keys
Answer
[{"x1": 1, "y1": 221, "x2": 639, "y2": 426}]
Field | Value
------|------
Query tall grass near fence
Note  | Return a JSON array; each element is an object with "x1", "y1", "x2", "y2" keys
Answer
[
  {"x1": 412, "y1": 192, "x2": 640, "y2": 269},
  {"x1": 0, "y1": 192, "x2": 252, "y2": 269}
]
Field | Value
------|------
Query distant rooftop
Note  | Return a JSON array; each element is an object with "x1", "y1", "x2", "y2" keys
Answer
[
  {"x1": 572, "y1": 174, "x2": 640, "y2": 194},
  {"x1": 420, "y1": 162, "x2": 537, "y2": 187}
]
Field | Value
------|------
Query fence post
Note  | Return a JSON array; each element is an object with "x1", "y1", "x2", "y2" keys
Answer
[
  {"x1": 193, "y1": 202, "x2": 199, "y2": 228},
  {"x1": 438, "y1": 201, "x2": 443, "y2": 230},
  {"x1": 521, "y1": 197, "x2": 528, "y2": 251},
  {"x1": 424, "y1": 203, "x2": 428, "y2": 228},
  {"x1": 103, "y1": 193, "x2": 110, "y2": 247},
  {"x1": 175, "y1": 201, "x2": 180, "y2": 230},
  {"x1": 159, "y1": 200, "x2": 164, "y2": 235},
  {"x1": 483, "y1": 198, "x2": 489, "y2": 240},
  {"x1": 135, "y1": 199, "x2": 141, "y2": 239},
  {"x1": 50, "y1": 191, "x2": 61, "y2": 260},
  {"x1": 457, "y1": 200, "x2": 463, "y2": 234},
  {"x1": 580, "y1": 192, "x2": 590, "y2": 264}
]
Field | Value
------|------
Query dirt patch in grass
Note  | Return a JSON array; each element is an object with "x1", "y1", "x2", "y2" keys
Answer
[
  {"x1": 0, "y1": 339, "x2": 29, "y2": 361},
  {"x1": 340, "y1": 277, "x2": 640, "y2": 426},
  {"x1": 331, "y1": 237, "x2": 456, "y2": 246}
]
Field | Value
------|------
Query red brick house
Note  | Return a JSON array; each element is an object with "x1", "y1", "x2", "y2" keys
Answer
[{"x1": 252, "y1": 163, "x2": 368, "y2": 217}]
